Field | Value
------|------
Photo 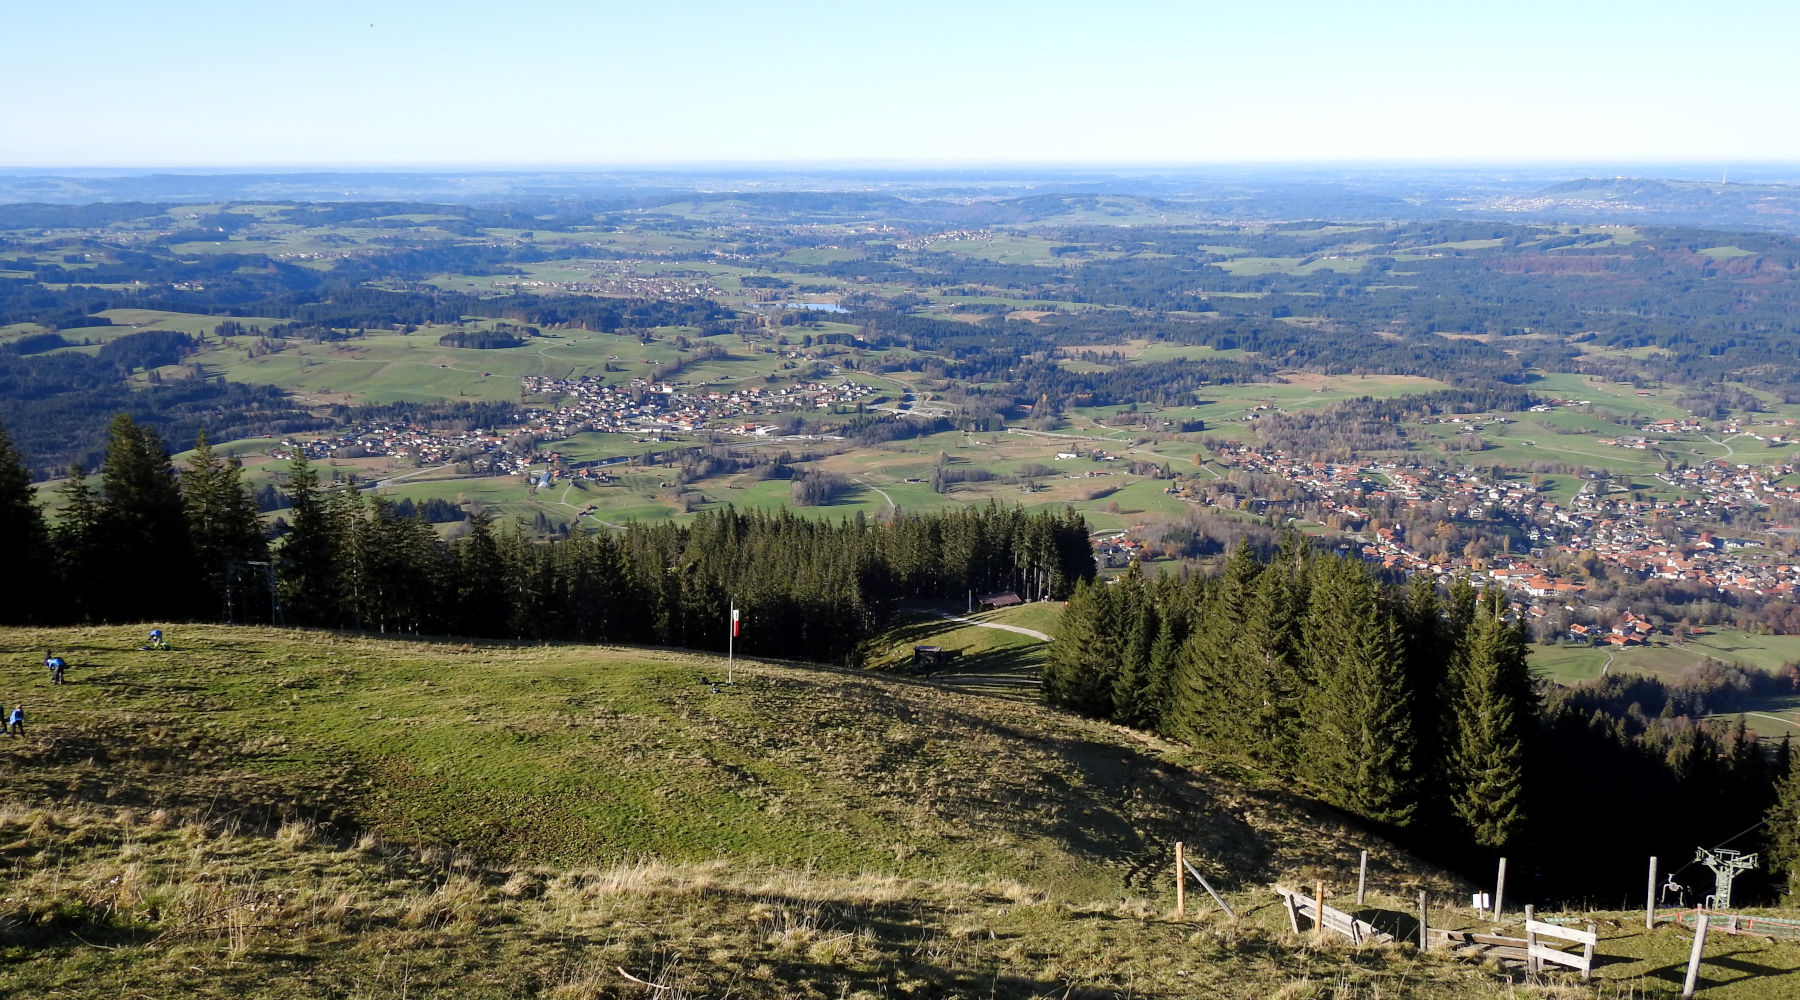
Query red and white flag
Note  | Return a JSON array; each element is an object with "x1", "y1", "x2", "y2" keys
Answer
[{"x1": 731, "y1": 608, "x2": 741, "y2": 637}]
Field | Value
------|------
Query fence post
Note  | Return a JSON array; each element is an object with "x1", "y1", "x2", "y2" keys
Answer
[
  {"x1": 1357, "y1": 850, "x2": 1368, "y2": 905},
  {"x1": 1418, "y1": 889, "x2": 1429, "y2": 951},
  {"x1": 1647, "y1": 856, "x2": 1660, "y2": 929},
  {"x1": 1315, "y1": 880, "x2": 1326, "y2": 943},
  {"x1": 1284, "y1": 890, "x2": 1302, "y2": 934},
  {"x1": 1684, "y1": 913, "x2": 1709, "y2": 998},
  {"x1": 1583, "y1": 921, "x2": 1597, "y2": 981},
  {"x1": 1524, "y1": 905, "x2": 1538, "y2": 975},
  {"x1": 1183, "y1": 857, "x2": 1238, "y2": 920},
  {"x1": 1175, "y1": 842, "x2": 1186, "y2": 919},
  {"x1": 1493, "y1": 857, "x2": 1508, "y2": 921}
]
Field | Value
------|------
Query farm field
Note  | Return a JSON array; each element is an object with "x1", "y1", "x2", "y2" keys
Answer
[{"x1": 1529, "y1": 627, "x2": 1800, "y2": 686}]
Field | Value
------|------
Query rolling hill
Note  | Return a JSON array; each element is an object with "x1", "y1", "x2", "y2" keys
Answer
[{"x1": 4, "y1": 624, "x2": 1775, "y2": 998}]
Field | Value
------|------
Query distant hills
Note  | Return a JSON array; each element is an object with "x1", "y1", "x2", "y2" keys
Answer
[
  {"x1": 1489, "y1": 176, "x2": 1800, "y2": 229},
  {"x1": 5, "y1": 166, "x2": 1800, "y2": 231}
]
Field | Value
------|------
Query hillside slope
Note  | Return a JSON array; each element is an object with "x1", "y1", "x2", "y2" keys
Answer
[{"x1": 2, "y1": 625, "x2": 1516, "y2": 998}]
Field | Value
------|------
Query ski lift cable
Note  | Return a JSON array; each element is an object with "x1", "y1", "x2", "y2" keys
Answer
[{"x1": 1668, "y1": 816, "x2": 1772, "y2": 880}]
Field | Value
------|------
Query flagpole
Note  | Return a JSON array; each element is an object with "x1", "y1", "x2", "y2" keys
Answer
[{"x1": 728, "y1": 602, "x2": 735, "y2": 685}]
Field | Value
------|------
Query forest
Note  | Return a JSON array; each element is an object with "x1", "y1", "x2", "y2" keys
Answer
[
  {"x1": 0, "y1": 416, "x2": 1093, "y2": 666},
  {"x1": 1044, "y1": 540, "x2": 1800, "y2": 904}
]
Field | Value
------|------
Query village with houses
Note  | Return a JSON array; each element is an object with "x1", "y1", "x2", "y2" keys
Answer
[
  {"x1": 1162, "y1": 441, "x2": 1800, "y2": 645},
  {"x1": 272, "y1": 374, "x2": 882, "y2": 480}
]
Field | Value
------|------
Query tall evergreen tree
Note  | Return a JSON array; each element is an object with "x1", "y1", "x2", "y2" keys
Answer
[
  {"x1": 0, "y1": 421, "x2": 51, "y2": 624},
  {"x1": 180, "y1": 431, "x2": 268, "y2": 620},
  {"x1": 1299, "y1": 555, "x2": 1418, "y2": 827},
  {"x1": 1447, "y1": 591, "x2": 1535, "y2": 848},
  {"x1": 1045, "y1": 577, "x2": 1119, "y2": 717},
  {"x1": 455, "y1": 511, "x2": 511, "y2": 638},
  {"x1": 52, "y1": 465, "x2": 106, "y2": 623},
  {"x1": 1167, "y1": 545, "x2": 1260, "y2": 749},
  {"x1": 1110, "y1": 564, "x2": 1165, "y2": 730},
  {"x1": 1771, "y1": 748, "x2": 1800, "y2": 902},
  {"x1": 276, "y1": 454, "x2": 342, "y2": 626},
  {"x1": 96, "y1": 414, "x2": 196, "y2": 620}
]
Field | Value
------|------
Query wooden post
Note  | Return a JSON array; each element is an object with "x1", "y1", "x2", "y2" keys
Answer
[
  {"x1": 1315, "y1": 880, "x2": 1326, "y2": 942},
  {"x1": 1647, "y1": 855, "x2": 1660, "y2": 929},
  {"x1": 1182, "y1": 858, "x2": 1238, "y2": 920},
  {"x1": 1174, "y1": 842, "x2": 1186, "y2": 918},
  {"x1": 1493, "y1": 857, "x2": 1508, "y2": 920},
  {"x1": 1417, "y1": 890, "x2": 1429, "y2": 951},
  {"x1": 1284, "y1": 891, "x2": 1301, "y2": 934},
  {"x1": 1582, "y1": 921, "x2": 1597, "y2": 981},
  {"x1": 1524, "y1": 905, "x2": 1538, "y2": 974},
  {"x1": 1683, "y1": 912, "x2": 1709, "y2": 998},
  {"x1": 1357, "y1": 850, "x2": 1368, "y2": 905}
]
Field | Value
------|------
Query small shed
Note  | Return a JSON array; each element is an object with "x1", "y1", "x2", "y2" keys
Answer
[{"x1": 977, "y1": 591, "x2": 1023, "y2": 610}]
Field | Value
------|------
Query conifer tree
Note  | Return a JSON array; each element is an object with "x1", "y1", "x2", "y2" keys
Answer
[
  {"x1": 52, "y1": 465, "x2": 105, "y2": 622},
  {"x1": 455, "y1": 511, "x2": 511, "y2": 637},
  {"x1": 0, "y1": 421, "x2": 51, "y2": 624},
  {"x1": 97, "y1": 414, "x2": 196, "y2": 620},
  {"x1": 1110, "y1": 564, "x2": 1165, "y2": 730},
  {"x1": 1447, "y1": 590, "x2": 1534, "y2": 848},
  {"x1": 1167, "y1": 545, "x2": 1260, "y2": 748},
  {"x1": 1769, "y1": 747, "x2": 1800, "y2": 901},
  {"x1": 181, "y1": 431, "x2": 268, "y2": 619},
  {"x1": 1045, "y1": 577, "x2": 1118, "y2": 717},
  {"x1": 277, "y1": 454, "x2": 342, "y2": 626},
  {"x1": 1299, "y1": 555, "x2": 1418, "y2": 826},
  {"x1": 1239, "y1": 553, "x2": 1302, "y2": 764}
]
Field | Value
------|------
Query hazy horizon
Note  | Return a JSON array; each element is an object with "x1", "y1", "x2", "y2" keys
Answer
[{"x1": 10, "y1": 0, "x2": 1799, "y2": 168}]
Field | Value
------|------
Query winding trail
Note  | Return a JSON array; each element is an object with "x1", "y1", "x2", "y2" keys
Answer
[
  {"x1": 857, "y1": 478, "x2": 897, "y2": 512},
  {"x1": 927, "y1": 610, "x2": 1052, "y2": 642}
]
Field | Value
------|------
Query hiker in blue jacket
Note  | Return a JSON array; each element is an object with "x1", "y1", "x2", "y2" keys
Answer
[
  {"x1": 5, "y1": 704, "x2": 22, "y2": 736},
  {"x1": 45, "y1": 652, "x2": 65, "y2": 685}
]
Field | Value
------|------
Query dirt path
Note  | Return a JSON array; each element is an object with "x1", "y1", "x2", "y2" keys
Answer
[
  {"x1": 857, "y1": 478, "x2": 896, "y2": 512},
  {"x1": 928, "y1": 610, "x2": 1051, "y2": 642}
]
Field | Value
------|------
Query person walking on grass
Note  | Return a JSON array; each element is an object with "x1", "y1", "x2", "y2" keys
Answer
[
  {"x1": 45, "y1": 651, "x2": 65, "y2": 686},
  {"x1": 5, "y1": 704, "x2": 22, "y2": 736}
]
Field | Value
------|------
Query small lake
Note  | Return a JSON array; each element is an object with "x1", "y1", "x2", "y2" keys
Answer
[{"x1": 754, "y1": 302, "x2": 849, "y2": 314}]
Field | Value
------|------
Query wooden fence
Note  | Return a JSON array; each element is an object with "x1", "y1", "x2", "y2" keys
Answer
[
  {"x1": 1274, "y1": 885, "x2": 1393, "y2": 945},
  {"x1": 1416, "y1": 902, "x2": 1595, "y2": 980}
]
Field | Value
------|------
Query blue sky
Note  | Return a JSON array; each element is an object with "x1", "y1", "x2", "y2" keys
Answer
[{"x1": 6, "y1": 0, "x2": 1797, "y2": 167}]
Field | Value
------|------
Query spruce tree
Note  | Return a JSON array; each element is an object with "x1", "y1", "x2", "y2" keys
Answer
[
  {"x1": 1110, "y1": 564, "x2": 1164, "y2": 730},
  {"x1": 1167, "y1": 545, "x2": 1260, "y2": 749},
  {"x1": 97, "y1": 414, "x2": 198, "y2": 620},
  {"x1": 1447, "y1": 591, "x2": 1534, "y2": 848},
  {"x1": 52, "y1": 465, "x2": 106, "y2": 622},
  {"x1": 1771, "y1": 747, "x2": 1800, "y2": 901},
  {"x1": 0, "y1": 421, "x2": 51, "y2": 624},
  {"x1": 1239, "y1": 554, "x2": 1302, "y2": 766},
  {"x1": 1044, "y1": 577, "x2": 1118, "y2": 717},
  {"x1": 180, "y1": 431, "x2": 268, "y2": 620},
  {"x1": 1299, "y1": 555, "x2": 1418, "y2": 827},
  {"x1": 276, "y1": 454, "x2": 342, "y2": 626}
]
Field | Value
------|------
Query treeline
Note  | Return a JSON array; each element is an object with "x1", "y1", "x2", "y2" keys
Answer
[
  {"x1": 1046, "y1": 541, "x2": 1786, "y2": 900},
  {"x1": 1, "y1": 416, "x2": 1093, "y2": 666}
]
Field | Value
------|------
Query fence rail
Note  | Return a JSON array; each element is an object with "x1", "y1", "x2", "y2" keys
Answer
[
  {"x1": 1672, "y1": 909, "x2": 1800, "y2": 941},
  {"x1": 1274, "y1": 885, "x2": 1393, "y2": 945}
]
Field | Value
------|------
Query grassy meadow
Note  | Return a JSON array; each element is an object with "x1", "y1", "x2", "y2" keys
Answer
[
  {"x1": 6, "y1": 624, "x2": 1799, "y2": 996},
  {"x1": 0, "y1": 623, "x2": 1535, "y2": 999}
]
